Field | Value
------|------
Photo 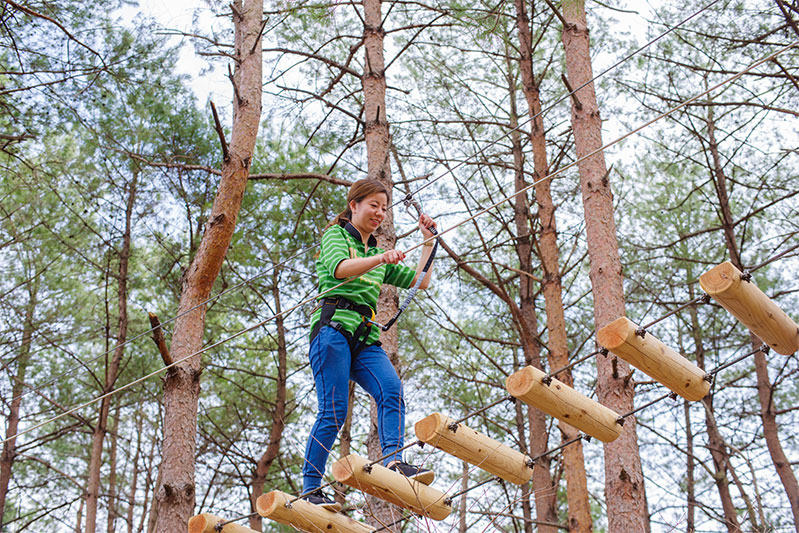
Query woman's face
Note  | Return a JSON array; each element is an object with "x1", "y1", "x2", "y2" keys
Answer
[{"x1": 350, "y1": 192, "x2": 388, "y2": 233}]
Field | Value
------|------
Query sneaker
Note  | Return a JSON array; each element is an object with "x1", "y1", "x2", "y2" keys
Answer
[
  {"x1": 387, "y1": 461, "x2": 435, "y2": 485},
  {"x1": 302, "y1": 489, "x2": 342, "y2": 512}
]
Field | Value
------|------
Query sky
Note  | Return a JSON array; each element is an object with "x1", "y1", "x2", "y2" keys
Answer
[
  {"x1": 127, "y1": 0, "x2": 231, "y2": 106},
  {"x1": 129, "y1": 0, "x2": 654, "y2": 116}
]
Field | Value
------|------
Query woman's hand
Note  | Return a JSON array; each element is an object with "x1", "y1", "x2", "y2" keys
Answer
[
  {"x1": 381, "y1": 249, "x2": 406, "y2": 264},
  {"x1": 419, "y1": 213, "x2": 437, "y2": 239}
]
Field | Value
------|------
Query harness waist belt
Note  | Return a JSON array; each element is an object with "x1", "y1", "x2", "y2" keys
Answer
[{"x1": 309, "y1": 297, "x2": 379, "y2": 355}]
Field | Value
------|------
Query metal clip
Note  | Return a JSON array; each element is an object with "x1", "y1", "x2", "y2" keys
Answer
[
  {"x1": 635, "y1": 328, "x2": 647, "y2": 338},
  {"x1": 740, "y1": 270, "x2": 752, "y2": 282}
]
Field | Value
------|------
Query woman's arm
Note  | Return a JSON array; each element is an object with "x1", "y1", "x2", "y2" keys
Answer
[{"x1": 333, "y1": 249, "x2": 405, "y2": 279}]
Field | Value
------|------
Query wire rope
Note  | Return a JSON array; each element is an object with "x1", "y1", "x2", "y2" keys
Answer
[{"x1": 4, "y1": 39, "x2": 795, "y2": 447}]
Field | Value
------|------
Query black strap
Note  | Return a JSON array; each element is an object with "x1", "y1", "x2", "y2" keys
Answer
[
  {"x1": 380, "y1": 227, "x2": 438, "y2": 331},
  {"x1": 309, "y1": 297, "x2": 377, "y2": 356}
]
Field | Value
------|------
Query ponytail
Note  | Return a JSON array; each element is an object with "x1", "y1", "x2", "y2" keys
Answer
[{"x1": 326, "y1": 207, "x2": 352, "y2": 230}]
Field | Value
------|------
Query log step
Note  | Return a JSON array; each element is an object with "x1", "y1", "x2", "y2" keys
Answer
[
  {"x1": 700, "y1": 261, "x2": 799, "y2": 355},
  {"x1": 188, "y1": 513, "x2": 260, "y2": 533},
  {"x1": 506, "y1": 365, "x2": 622, "y2": 442},
  {"x1": 598, "y1": 317, "x2": 710, "y2": 401},
  {"x1": 332, "y1": 453, "x2": 452, "y2": 520},
  {"x1": 415, "y1": 412, "x2": 532, "y2": 485},
  {"x1": 256, "y1": 490, "x2": 375, "y2": 533}
]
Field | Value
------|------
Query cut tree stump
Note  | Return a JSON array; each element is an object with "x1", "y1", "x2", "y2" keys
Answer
[
  {"x1": 598, "y1": 317, "x2": 710, "y2": 401},
  {"x1": 188, "y1": 513, "x2": 259, "y2": 533},
  {"x1": 700, "y1": 261, "x2": 799, "y2": 355},
  {"x1": 331, "y1": 453, "x2": 451, "y2": 520},
  {"x1": 415, "y1": 412, "x2": 532, "y2": 485},
  {"x1": 256, "y1": 490, "x2": 375, "y2": 533},
  {"x1": 506, "y1": 365, "x2": 621, "y2": 442}
]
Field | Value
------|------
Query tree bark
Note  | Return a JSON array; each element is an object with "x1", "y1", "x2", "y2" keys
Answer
[
  {"x1": 458, "y1": 462, "x2": 469, "y2": 533},
  {"x1": 506, "y1": 56, "x2": 557, "y2": 532},
  {"x1": 86, "y1": 171, "x2": 137, "y2": 533},
  {"x1": 514, "y1": 1, "x2": 592, "y2": 530},
  {"x1": 127, "y1": 413, "x2": 143, "y2": 533},
  {"x1": 152, "y1": 1, "x2": 263, "y2": 530},
  {"x1": 683, "y1": 400, "x2": 695, "y2": 533},
  {"x1": 248, "y1": 272, "x2": 288, "y2": 530},
  {"x1": 705, "y1": 103, "x2": 799, "y2": 531},
  {"x1": 560, "y1": 2, "x2": 649, "y2": 531},
  {"x1": 687, "y1": 282, "x2": 740, "y2": 532},
  {"x1": 361, "y1": 0, "x2": 401, "y2": 528},
  {"x1": 0, "y1": 282, "x2": 37, "y2": 527},
  {"x1": 106, "y1": 405, "x2": 121, "y2": 533}
]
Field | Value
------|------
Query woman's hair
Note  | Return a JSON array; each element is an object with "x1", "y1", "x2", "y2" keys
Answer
[{"x1": 326, "y1": 178, "x2": 389, "y2": 229}]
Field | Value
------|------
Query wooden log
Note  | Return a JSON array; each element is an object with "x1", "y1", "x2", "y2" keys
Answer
[
  {"x1": 256, "y1": 490, "x2": 375, "y2": 533},
  {"x1": 331, "y1": 453, "x2": 452, "y2": 520},
  {"x1": 506, "y1": 365, "x2": 621, "y2": 442},
  {"x1": 414, "y1": 412, "x2": 532, "y2": 485},
  {"x1": 700, "y1": 261, "x2": 799, "y2": 355},
  {"x1": 188, "y1": 513, "x2": 259, "y2": 533},
  {"x1": 597, "y1": 317, "x2": 710, "y2": 401}
]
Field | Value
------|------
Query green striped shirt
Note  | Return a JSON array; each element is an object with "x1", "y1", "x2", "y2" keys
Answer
[{"x1": 311, "y1": 222, "x2": 417, "y2": 344}]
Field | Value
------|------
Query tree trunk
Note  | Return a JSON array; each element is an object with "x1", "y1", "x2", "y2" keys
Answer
[
  {"x1": 334, "y1": 382, "x2": 356, "y2": 507},
  {"x1": 458, "y1": 462, "x2": 469, "y2": 533},
  {"x1": 705, "y1": 103, "x2": 799, "y2": 531},
  {"x1": 560, "y1": 2, "x2": 649, "y2": 531},
  {"x1": 127, "y1": 413, "x2": 143, "y2": 533},
  {"x1": 106, "y1": 405, "x2": 121, "y2": 533},
  {"x1": 683, "y1": 400, "x2": 695, "y2": 533},
  {"x1": 248, "y1": 272, "x2": 288, "y2": 530},
  {"x1": 505, "y1": 57, "x2": 557, "y2": 532},
  {"x1": 361, "y1": 0, "x2": 400, "y2": 528},
  {"x1": 86, "y1": 172, "x2": 137, "y2": 533},
  {"x1": 152, "y1": 1, "x2": 263, "y2": 530},
  {"x1": 0, "y1": 283, "x2": 37, "y2": 527},
  {"x1": 687, "y1": 282, "x2": 740, "y2": 532},
  {"x1": 513, "y1": 1, "x2": 592, "y2": 530},
  {"x1": 145, "y1": 434, "x2": 161, "y2": 533}
]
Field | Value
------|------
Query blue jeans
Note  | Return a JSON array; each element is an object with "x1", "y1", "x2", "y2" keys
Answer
[{"x1": 302, "y1": 326, "x2": 406, "y2": 493}]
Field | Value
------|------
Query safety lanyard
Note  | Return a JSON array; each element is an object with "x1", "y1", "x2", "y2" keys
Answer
[{"x1": 369, "y1": 195, "x2": 439, "y2": 332}]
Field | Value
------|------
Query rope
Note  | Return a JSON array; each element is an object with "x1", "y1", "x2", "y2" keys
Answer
[
  {"x1": 401, "y1": 0, "x2": 726, "y2": 203},
  {"x1": 7, "y1": 38, "x2": 794, "y2": 448},
  {"x1": 3, "y1": 244, "x2": 317, "y2": 405},
  {"x1": 3, "y1": 0, "x2": 737, "y2": 413}
]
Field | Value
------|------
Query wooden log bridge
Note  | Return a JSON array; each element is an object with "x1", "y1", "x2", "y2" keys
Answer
[
  {"x1": 414, "y1": 412, "x2": 533, "y2": 485},
  {"x1": 597, "y1": 317, "x2": 710, "y2": 401},
  {"x1": 331, "y1": 453, "x2": 452, "y2": 520},
  {"x1": 256, "y1": 490, "x2": 375, "y2": 533},
  {"x1": 506, "y1": 365, "x2": 622, "y2": 442},
  {"x1": 188, "y1": 513, "x2": 260, "y2": 533},
  {"x1": 700, "y1": 261, "x2": 799, "y2": 355}
]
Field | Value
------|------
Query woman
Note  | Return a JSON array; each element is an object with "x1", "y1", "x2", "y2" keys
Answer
[{"x1": 302, "y1": 178, "x2": 437, "y2": 510}]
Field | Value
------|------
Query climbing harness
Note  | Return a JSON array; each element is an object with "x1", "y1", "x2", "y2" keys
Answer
[
  {"x1": 309, "y1": 296, "x2": 378, "y2": 357},
  {"x1": 310, "y1": 194, "x2": 439, "y2": 351}
]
